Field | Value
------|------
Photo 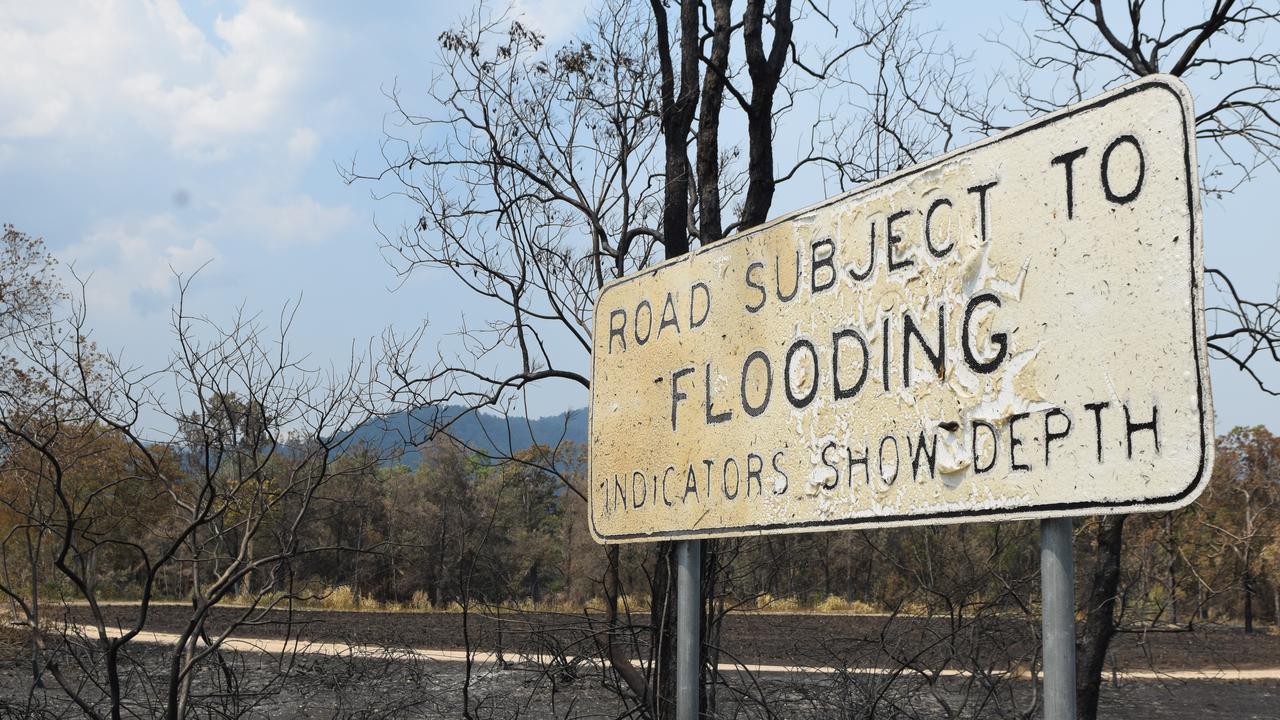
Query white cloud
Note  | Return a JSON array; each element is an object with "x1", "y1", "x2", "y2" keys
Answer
[
  {"x1": 0, "y1": 2, "x2": 131, "y2": 138},
  {"x1": 286, "y1": 127, "x2": 320, "y2": 163},
  {"x1": 228, "y1": 193, "x2": 355, "y2": 250},
  {"x1": 60, "y1": 190, "x2": 353, "y2": 318},
  {"x1": 0, "y1": 0, "x2": 320, "y2": 158},
  {"x1": 1, "y1": 0, "x2": 358, "y2": 312},
  {"x1": 130, "y1": 1, "x2": 315, "y2": 155},
  {"x1": 65, "y1": 214, "x2": 221, "y2": 317}
]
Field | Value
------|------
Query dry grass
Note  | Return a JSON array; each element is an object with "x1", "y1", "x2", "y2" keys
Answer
[
  {"x1": 65, "y1": 590, "x2": 906, "y2": 617},
  {"x1": 751, "y1": 593, "x2": 888, "y2": 614},
  {"x1": 296, "y1": 587, "x2": 608, "y2": 615}
]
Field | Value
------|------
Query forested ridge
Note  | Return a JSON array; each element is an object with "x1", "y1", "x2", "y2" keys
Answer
[{"x1": 340, "y1": 405, "x2": 586, "y2": 467}]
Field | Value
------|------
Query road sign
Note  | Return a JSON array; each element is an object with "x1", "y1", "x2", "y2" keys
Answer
[{"x1": 588, "y1": 75, "x2": 1212, "y2": 543}]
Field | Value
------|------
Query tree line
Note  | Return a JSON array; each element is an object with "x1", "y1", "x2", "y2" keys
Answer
[{"x1": 8, "y1": 417, "x2": 1275, "y2": 633}]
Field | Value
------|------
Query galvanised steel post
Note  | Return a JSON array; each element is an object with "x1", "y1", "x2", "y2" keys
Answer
[
  {"x1": 675, "y1": 539, "x2": 700, "y2": 720},
  {"x1": 1041, "y1": 517, "x2": 1077, "y2": 720}
]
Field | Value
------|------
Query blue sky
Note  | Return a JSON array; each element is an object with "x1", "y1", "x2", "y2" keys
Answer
[{"x1": 1, "y1": 0, "x2": 1276, "y2": 432}]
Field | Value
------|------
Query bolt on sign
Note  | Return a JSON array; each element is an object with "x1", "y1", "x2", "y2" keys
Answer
[{"x1": 588, "y1": 75, "x2": 1213, "y2": 543}]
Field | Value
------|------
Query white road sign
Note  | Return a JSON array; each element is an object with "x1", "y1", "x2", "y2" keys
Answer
[{"x1": 588, "y1": 75, "x2": 1212, "y2": 543}]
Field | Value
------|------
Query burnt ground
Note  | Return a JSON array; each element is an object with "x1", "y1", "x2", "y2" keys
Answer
[
  {"x1": 3, "y1": 608, "x2": 1279, "y2": 718},
  {"x1": 53, "y1": 603, "x2": 1280, "y2": 671}
]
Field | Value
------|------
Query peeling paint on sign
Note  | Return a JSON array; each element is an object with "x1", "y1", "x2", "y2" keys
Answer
[{"x1": 588, "y1": 75, "x2": 1213, "y2": 544}]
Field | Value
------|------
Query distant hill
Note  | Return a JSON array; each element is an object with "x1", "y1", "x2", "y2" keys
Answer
[{"x1": 343, "y1": 405, "x2": 587, "y2": 467}]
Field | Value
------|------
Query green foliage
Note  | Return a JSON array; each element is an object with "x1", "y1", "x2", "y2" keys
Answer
[{"x1": 286, "y1": 438, "x2": 585, "y2": 609}]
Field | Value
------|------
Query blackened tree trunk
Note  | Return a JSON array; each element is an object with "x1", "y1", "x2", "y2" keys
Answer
[
  {"x1": 696, "y1": 0, "x2": 732, "y2": 244},
  {"x1": 1244, "y1": 568, "x2": 1254, "y2": 634},
  {"x1": 738, "y1": 0, "x2": 792, "y2": 229},
  {"x1": 650, "y1": 542, "x2": 679, "y2": 717},
  {"x1": 648, "y1": 3, "x2": 702, "y2": 717},
  {"x1": 1076, "y1": 515, "x2": 1126, "y2": 720},
  {"x1": 689, "y1": 4, "x2": 734, "y2": 716},
  {"x1": 650, "y1": 0, "x2": 701, "y2": 257},
  {"x1": 700, "y1": 539, "x2": 728, "y2": 718},
  {"x1": 27, "y1": 530, "x2": 43, "y2": 688},
  {"x1": 603, "y1": 545, "x2": 648, "y2": 704},
  {"x1": 1273, "y1": 582, "x2": 1279, "y2": 630}
]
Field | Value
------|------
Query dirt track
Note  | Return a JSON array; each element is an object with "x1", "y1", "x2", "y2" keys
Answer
[{"x1": 56, "y1": 604, "x2": 1280, "y2": 672}]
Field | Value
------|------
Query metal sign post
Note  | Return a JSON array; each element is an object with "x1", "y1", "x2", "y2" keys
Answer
[
  {"x1": 675, "y1": 539, "x2": 700, "y2": 720},
  {"x1": 1040, "y1": 517, "x2": 1077, "y2": 720}
]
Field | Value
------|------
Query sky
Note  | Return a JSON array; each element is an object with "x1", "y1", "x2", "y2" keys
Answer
[{"x1": 0, "y1": 0, "x2": 1276, "y2": 433}]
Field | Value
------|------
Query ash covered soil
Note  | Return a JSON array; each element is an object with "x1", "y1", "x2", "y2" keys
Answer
[{"x1": 4, "y1": 609, "x2": 1279, "y2": 719}]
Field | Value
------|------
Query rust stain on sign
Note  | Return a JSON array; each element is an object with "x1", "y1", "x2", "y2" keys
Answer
[{"x1": 588, "y1": 75, "x2": 1213, "y2": 543}]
